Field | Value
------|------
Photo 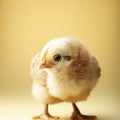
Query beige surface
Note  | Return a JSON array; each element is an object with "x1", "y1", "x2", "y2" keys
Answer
[{"x1": 0, "y1": 0, "x2": 119, "y2": 120}]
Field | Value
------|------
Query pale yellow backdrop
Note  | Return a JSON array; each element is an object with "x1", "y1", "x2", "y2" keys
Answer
[{"x1": 0, "y1": 0, "x2": 119, "y2": 120}]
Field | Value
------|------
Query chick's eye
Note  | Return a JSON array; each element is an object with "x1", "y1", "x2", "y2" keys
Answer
[{"x1": 53, "y1": 54, "x2": 62, "y2": 62}]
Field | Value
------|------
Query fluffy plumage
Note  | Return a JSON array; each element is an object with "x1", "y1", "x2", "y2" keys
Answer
[{"x1": 30, "y1": 37, "x2": 101, "y2": 120}]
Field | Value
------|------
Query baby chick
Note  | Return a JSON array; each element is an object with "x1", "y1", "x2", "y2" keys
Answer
[{"x1": 30, "y1": 37, "x2": 101, "y2": 120}]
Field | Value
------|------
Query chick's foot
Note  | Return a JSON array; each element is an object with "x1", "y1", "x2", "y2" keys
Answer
[
  {"x1": 32, "y1": 104, "x2": 60, "y2": 120},
  {"x1": 70, "y1": 103, "x2": 97, "y2": 120},
  {"x1": 70, "y1": 113, "x2": 97, "y2": 120},
  {"x1": 32, "y1": 114, "x2": 60, "y2": 120}
]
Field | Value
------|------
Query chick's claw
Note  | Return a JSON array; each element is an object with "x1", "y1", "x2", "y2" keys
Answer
[
  {"x1": 71, "y1": 114, "x2": 98, "y2": 120},
  {"x1": 81, "y1": 115, "x2": 97, "y2": 120},
  {"x1": 32, "y1": 114, "x2": 60, "y2": 120},
  {"x1": 70, "y1": 113, "x2": 84, "y2": 120}
]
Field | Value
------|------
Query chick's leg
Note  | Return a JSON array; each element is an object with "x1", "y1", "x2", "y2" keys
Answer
[
  {"x1": 33, "y1": 104, "x2": 60, "y2": 120},
  {"x1": 70, "y1": 103, "x2": 97, "y2": 120}
]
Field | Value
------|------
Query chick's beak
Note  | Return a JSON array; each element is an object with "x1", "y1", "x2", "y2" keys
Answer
[{"x1": 40, "y1": 62, "x2": 54, "y2": 69}]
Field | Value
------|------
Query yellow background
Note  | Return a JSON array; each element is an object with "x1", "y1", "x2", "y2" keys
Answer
[{"x1": 0, "y1": 0, "x2": 119, "y2": 120}]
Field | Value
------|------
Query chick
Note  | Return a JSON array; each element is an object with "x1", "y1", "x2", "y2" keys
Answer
[{"x1": 30, "y1": 37, "x2": 101, "y2": 120}]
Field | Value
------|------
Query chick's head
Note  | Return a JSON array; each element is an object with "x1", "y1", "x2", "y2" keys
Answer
[{"x1": 40, "y1": 37, "x2": 81, "y2": 72}]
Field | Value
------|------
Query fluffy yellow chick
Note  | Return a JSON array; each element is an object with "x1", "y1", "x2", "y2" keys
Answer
[{"x1": 30, "y1": 37, "x2": 101, "y2": 120}]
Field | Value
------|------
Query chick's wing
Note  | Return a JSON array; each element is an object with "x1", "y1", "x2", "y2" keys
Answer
[{"x1": 30, "y1": 53, "x2": 47, "y2": 86}]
